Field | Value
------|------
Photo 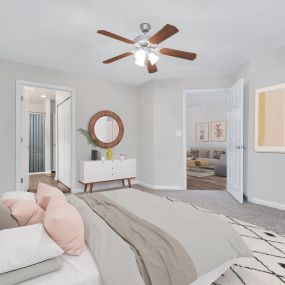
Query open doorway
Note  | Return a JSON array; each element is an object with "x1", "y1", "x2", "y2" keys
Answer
[
  {"x1": 182, "y1": 80, "x2": 244, "y2": 203},
  {"x1": 16, "y1": 81, "x2": 75, "y2": 193},
  {"x1": 185, "y1": 90, "x2": 228, "y2": 190}
]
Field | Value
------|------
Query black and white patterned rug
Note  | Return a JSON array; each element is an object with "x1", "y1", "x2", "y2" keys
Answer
[
  {"x1": 167, "y1": 198, "x2": 285, "y2": 285},
  {"x1": 195, "y1": 205, "x2": 285, "y2": 285}
]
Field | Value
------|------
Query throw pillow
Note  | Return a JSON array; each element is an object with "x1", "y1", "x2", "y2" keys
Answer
[
  {"x1": 213, "y1": 150, "x2": 226, "y2": 160},
  {"x1": 1, "y1": 191, "x2": 36, "y2": 203},
  {"x1": 190, "y1": 149, "x2": 199, "y2": 159},
  {"x1": 44, "y1": 197, "x2": 85, "y2": 256},
  {"x1": 0, "y1": 224, "x2": 63, "y2": 274},
  {"x1": 0, "y1": 202, "x2": 18, "y2": 230},
  {"x1": 36, "y1": 183, "x2": 66, "y2": 210},
  {"x1": 3, "y1": 200, "x2": 45, "y2": 226}
]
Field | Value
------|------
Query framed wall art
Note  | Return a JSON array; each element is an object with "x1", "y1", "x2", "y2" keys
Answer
[
  {"x1": 211, "y1": 121, "x2": 226, "y2": 142},
  {"x1": 255, "y1": 83, "x2": 285, "y2": 153},
  {"x1": 196, "y1": 122, "x2": 209, "y2": 142}
]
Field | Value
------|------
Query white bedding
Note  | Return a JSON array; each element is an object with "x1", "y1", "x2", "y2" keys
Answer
[
  {"x1": 18, "y1": 245, "x2": 231, "y2": 285},
  {"x1": 19, "y1": 247, "x2": 102, "y2": 285}
]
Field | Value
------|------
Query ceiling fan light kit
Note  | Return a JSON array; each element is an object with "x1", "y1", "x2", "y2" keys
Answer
[{"x1": 97, "y1": 23, "x2": 197, "y2": 73}]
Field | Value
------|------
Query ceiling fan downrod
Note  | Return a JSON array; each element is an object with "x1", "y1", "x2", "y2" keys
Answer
[{"x1": 140, "y1": 23, "x2": 151, "y2": 34}]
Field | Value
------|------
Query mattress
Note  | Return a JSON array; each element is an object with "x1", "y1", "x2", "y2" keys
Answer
[{"x1": 19, "y1": 247, "x2": 102, "y2": 285}]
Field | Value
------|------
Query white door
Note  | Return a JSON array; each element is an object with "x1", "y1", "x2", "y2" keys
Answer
[
  {"x1": 20, "y1": 90, "x2": 30, "y2": 191},
  {"x1": 57, "y1": 98, "x2": 71, "y2": 188},
  {"x1": 227, "y1": 79, "x2": 244, "y2": 203},
  {"x1": 52, "y1": 112, "x2": 56, "y2": 172}
]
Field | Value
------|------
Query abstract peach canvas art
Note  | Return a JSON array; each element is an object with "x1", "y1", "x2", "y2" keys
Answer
[{"x1": 255, "y1": 83, "x2": 285, "y2": 152}]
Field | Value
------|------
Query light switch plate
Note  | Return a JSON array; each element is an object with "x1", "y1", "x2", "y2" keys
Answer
[{"x1": 175, "y1": 130, "x2": 182, "y2": 137}]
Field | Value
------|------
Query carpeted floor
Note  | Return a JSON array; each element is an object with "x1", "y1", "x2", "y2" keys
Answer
[
  {"x1": 29, "y1": 173, "x2": 70, "y2": 193},
  {"x1": 189, "y1": 204, "x2": 285, "y2": 285},
  {"x1": 134, "y1": 185, "x2": 285, "y2": 236}
]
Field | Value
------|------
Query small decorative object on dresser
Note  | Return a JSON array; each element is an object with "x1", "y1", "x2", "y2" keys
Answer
[
  {"x1": 79, "y1": 159, "x2": 136, "y2": 192},
  {"x1": 106, "y1": 147, "x2": 113, "y2": 160},
  {"x1": 78, "y1": 128, "x2": 101, "y2": 160}
]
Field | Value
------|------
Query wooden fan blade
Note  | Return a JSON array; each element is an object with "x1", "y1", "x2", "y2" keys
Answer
[
  {"x1": 103, "y1": 52, "x2": 133, "y2": 64},
  {"x1": 159, "y1": 48, "x2": 197, "y2": 61},
  {"x1": 97, "y1": 30, "x2": 134, "y2": 44},
  {"x1": 149, "y1": 24, "x2": 179, "y2": 44},
  {"x1": 147, "y1": 60, "x2": 158, "y2": 73}
]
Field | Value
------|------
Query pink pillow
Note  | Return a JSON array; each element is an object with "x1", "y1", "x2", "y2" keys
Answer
[
  {"x1": 4, "y1": 200, "x2": 45, "y2": 226},
  {"x1": 36, "y1": 183, "x2": 66, "y2": 210},
  {"x1": 44, "y1": 197, "x2": 85, "y2": 256},
  {"x1": 1, "y1": 199, "x2": 23, "y2": 208}
]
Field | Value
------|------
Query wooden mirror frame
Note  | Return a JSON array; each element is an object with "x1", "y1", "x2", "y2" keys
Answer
[{"x1": 88, "y1": 110, "x2": 124, "y2": 148}]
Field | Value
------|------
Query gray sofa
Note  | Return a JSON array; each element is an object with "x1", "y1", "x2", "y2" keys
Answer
[
  {"x1": 187, "y1": 147, "x2": 226, "y2": 171},
  {"x1": 214, "y1": 153, "x2": 227, "y2": 177}
]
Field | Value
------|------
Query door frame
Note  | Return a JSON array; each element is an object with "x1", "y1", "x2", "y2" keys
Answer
[
  {"x1": 182, "y1": 88, "x2": 229, "y2": 190},
  {"x1": 15, "y1": 80, "x2": 76, "y2": 192}
]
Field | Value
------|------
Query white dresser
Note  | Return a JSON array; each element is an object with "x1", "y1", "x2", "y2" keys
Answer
[{"x1": 79, "y1": 159, "x2": 136, "y2": 192}]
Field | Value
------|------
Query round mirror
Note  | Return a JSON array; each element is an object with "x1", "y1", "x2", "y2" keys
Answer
[
  {"x1": 94, "y1": 116, "x2": 119, "y2": 143},
  {"x1": 88, "y1": 111, "x2": 124, "y2": 148}
]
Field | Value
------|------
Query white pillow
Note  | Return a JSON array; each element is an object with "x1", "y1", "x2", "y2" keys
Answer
[
  {"x1": 0, "y1": 224, "x2": 63, "y2": 274},
  {"x1": 1, "y1": 191, "x2": 36, "y2": 203}
]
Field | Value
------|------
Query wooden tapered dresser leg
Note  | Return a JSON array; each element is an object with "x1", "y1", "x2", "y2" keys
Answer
[
  {"x1": 84, "y1": 184, "x2": 87, "y2": 192},
  {"x1": 89, "y1": 183, "x2": 94, "y2": 192},
  {"x1": 127, "y1": 178, "x2": 131, "y2": 188},
  {"x1": 122, "y1": 179, "x2": 125, "y2": 187}
]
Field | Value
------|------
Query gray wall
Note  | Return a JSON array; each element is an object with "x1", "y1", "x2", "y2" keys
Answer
[
  {"x1": 187, "y1": 98, "x2": 227, "y2": 149},
  {"x1": 0, "y1": 59, "x2": 138, "y2": 193},
  {"x1": 137, "y1": 75, "x2": 236, "y2": 188},
  {"x1": 239, "y1": 46, "x2": 285, "y2": 207},
  {"x1": 2, "y1": 44, "x2": 285, "y2": 207}
]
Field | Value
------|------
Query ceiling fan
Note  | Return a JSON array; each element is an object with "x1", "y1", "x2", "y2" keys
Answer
[{"x1": 97, "y1": 23, "x2": 197, "y2": 74}]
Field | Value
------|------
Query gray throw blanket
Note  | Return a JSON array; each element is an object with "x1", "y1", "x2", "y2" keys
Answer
[{"x1": 77, "y1": 193, "x2": 197, "y2": 285}]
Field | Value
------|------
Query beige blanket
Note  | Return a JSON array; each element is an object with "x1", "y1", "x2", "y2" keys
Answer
[
  {"x1": 67, "y1": 189, "x2": 251, "y2": 285},
  {"x1": 78, "y1": 193, "x2": 197, "y2": 285}
]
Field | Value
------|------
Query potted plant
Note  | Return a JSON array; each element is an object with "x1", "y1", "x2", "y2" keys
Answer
[{"x1": 78, "y1": 128, "x2": 101, "y2": 160}]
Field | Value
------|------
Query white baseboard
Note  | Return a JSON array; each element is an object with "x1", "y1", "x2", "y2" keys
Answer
[
  {"x1": 136, "y1": 181, "x2": 186, "y2": 191},
  {"x1": 246, "y1": 196, "x2": 285, "y2": 210}
]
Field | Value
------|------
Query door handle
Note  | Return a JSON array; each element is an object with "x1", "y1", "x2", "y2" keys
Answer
[{"x1": 235, "y1": 145, "x2": 246, "y2": 150}]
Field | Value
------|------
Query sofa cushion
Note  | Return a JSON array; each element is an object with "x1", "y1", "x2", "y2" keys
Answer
[{"x1": 199, "y1": 150, "x2": 209, "y2": 158}]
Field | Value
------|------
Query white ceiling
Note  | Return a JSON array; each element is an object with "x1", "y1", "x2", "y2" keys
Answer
[
  {"x1": 24, "y1": 87, "x2": 56, "y2": 104},
  {"x1": 1, "y1": 0, "x2": 285, "y2": 85}
]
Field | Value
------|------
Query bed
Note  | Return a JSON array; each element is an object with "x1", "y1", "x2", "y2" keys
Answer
[
  {"x1": 67, "y1": 189, "x2": 251, "y2": 285},
  {"x1": 20, "y1": 247, "x2": 102, "y2": 285},
  {"x1": 15, "y1": 188, "x2": 251, "y2": 285},
  {"x1": 19, "y1": 250, "x2": 233, "y2": 285}
]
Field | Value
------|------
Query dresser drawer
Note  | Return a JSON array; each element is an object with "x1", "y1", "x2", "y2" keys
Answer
[{"x1": 79, "y1": 159, "x2": 137, "y2": 184}]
